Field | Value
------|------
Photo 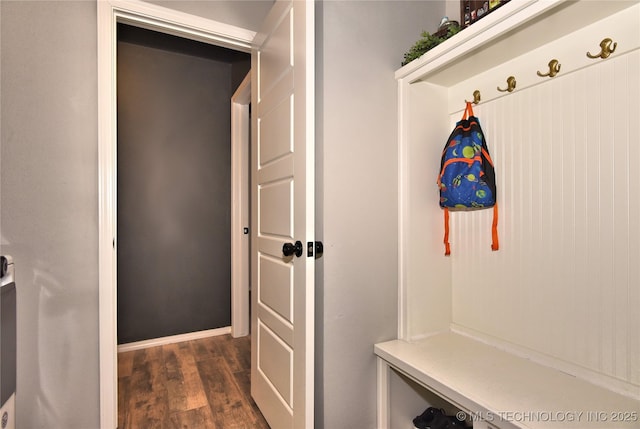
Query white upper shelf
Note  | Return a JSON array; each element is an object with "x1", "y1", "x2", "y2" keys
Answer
[{"x1": 396, "y1": 0, "x2": 638, "y2": 86}]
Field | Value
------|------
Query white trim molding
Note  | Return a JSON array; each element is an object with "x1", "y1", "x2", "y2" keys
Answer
[
  {"x1": 231, "y1": 73, "x2": 251, "y2": 338},
  {"x1": 98, "y1": 1, "x2": 255, "y2": 427},
  {"x1": 105, "y1": 0, "x2": 255, "y2": 52},
  {"x1": 117, "y1": 326, "x2": 232, "y2": 353}
]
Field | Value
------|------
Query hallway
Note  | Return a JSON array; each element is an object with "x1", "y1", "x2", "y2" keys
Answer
[{"x1": 118, "y1": 334, "x2": 269, "y2": 428}]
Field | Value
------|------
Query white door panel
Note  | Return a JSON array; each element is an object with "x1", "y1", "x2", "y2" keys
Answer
[
  {"x1": 257, "y1": 300, "x2": 294, "y2": 346},
  {"x1": 259, "y1": 255, "x2": 293, "y2": 322},
  {"x1": 257, "y1": 321, "x2": 293, "y2": 404},
  {"x1": 259, "y1": 9, "x2": 293, "y2": 99},
  {"x1": 251, "y1": 0, "x2": 314, "y2": 428},
  {"x1": 257, "y1": 156, "x2": 295, "y2": 188},
  {"x1": 259, "y1": 180, "x2": 293, "y2": 237},
  {"x1": 258, "y1": 235, "x2": 293, "y2": 259},
  {"x1": 259, "y1": 96, "x2": 293, "y2": 164}
]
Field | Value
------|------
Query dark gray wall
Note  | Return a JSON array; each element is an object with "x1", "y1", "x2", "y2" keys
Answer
[{"x1": 117, "y1": 26, "x2": 249, "y2": 344}]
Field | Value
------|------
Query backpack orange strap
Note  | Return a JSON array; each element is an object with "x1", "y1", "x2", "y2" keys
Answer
[
  {"x1": 444, "y1": 208, "x2": 451, "y2": 256},
  {"x1": 491, "y1": 204, "x2": 499, "y2": 251},
  {"x1": 462, "y1": 101, "x2": 473, "y2": 120},
  {"x1": 445, "y1": 204, "x2": 498, "y2": 255}
]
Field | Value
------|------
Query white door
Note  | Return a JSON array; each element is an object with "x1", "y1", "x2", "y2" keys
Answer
[{"x1": 250, "y1": 1, "x2": 315, "y2": 428}]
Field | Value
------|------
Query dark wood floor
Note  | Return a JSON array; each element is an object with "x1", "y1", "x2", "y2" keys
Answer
[{"x1": 118, "y1": 334, "x2": 270, "y2": 429}]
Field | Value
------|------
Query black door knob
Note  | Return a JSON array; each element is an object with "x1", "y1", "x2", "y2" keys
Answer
[
  {"x1": 0, "y1": 256, "x2": 7, "y2": 278},
  {"x1": 282, "y1": 240, "x2": 303, "y2": 257}
]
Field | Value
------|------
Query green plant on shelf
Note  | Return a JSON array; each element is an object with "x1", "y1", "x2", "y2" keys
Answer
[{"x1": 402, "y1": 24, "x2": 461, "y2": 66}]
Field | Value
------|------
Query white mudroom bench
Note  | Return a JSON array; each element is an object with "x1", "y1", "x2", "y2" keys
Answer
[
  {"x1": 381, "y1": 0, "x2": 640, "y2": 427},
  {"x1": 375, "y1": 332, "x2": 640, "y2": 429}
]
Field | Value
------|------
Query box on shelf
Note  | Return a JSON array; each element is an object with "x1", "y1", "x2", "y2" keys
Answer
[{"x1": 460, "y1": 0, "x2": 510, "y2": 28}]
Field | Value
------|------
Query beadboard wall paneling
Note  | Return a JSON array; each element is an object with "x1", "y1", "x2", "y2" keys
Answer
[{"x1": 450, "y1": 50, "x2": 640, "y2": 391}]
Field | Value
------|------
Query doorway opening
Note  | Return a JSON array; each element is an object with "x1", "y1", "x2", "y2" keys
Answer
[
  {"x1": 98, "y1": 3, "x2": 255, "y2": 427},
  {"x1": 115, "y1": 23, "x2": 250, "y2": 349}
]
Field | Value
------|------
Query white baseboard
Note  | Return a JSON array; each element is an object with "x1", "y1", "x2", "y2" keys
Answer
[{"x1": 117, "y1": 326, "x2": 232, "y2": 353}]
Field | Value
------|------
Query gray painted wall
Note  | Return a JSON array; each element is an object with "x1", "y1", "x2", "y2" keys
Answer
[
  {"x1": 144, "y1": 0, "x2": 274, "y2": 31},
  {"x1": 0, "y1": 1, "x2": 259, "y2": 427},
  {"x1": 117, "y1": 29, "x2": 248, "y2": 344},
  {"x1": 0, "y1": 0, "x2": 443, "y2": 427},
  {"x1": 315, "y1": 2, "x2": 444, "y2": 428},
  {"x1": 1, "y1": 2, "x2": 99, "y2": 428}
]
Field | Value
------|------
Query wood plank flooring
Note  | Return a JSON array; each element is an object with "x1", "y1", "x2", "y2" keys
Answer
[{"x1": 118, "y1": 334, "x2": 270, "y2": 429}]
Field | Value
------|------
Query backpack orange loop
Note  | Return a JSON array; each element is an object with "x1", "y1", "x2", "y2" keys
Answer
[
  {"x1": 491, "y1": 204, "x2": 499, "y2": 251},
  {"x1": 444, "y1": 208, "x2": 451, "y2": 256}
]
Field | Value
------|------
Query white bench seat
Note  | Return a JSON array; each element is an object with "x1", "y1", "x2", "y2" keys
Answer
[{"x1": 375, "y1": 333, "x2": 640, "y2": 429}]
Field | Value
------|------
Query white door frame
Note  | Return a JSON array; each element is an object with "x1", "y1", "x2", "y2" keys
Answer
[
  {"x1": 98, "y1": 1, "x2": 255, "y2": 427},
  {"x1": 231, "y1": 73, "x2": 251, "y2": 338}
]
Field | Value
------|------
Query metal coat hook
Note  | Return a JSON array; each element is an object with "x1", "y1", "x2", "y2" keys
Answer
[
  {"x1": 465, "y1": 90, "x2": 481, "y2": 105},
  {"x1": 587, "y1": 37, "x2": 617, "y2": 59},
  {"x1": 497, "y1": 76, "x2": 516, "y2": 93},
  {"x1": 537, "y1": 59, "x2": 561, "y2": 78}
]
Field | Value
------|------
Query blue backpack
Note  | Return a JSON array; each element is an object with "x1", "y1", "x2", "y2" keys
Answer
[{"x1": 437, "y1": 102, "x2": 498, "y2": 255}]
